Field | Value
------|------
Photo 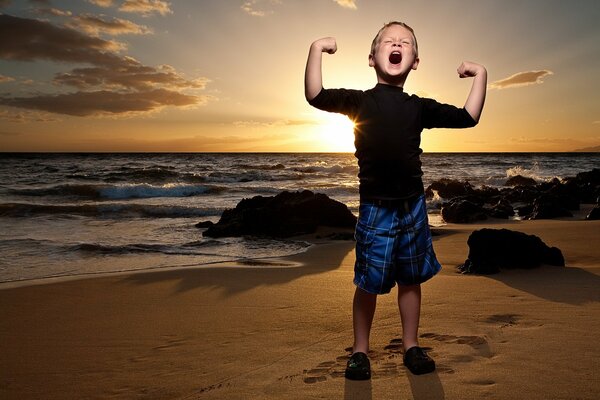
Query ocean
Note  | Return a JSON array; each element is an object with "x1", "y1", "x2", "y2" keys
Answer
[{"x1": 1, "y1": 152, "x2": 598, "y2": 284}]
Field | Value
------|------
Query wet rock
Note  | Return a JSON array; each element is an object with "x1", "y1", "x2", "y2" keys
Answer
[
  {"x1": 457, "y1": 228, "x2": 565, "y2": 274},
  {"x1": 529, "y1": 194, "x2": 573, "y2": 220},
  {"x1": 425, "y1": 179, "x2": 474, "y2": 199},
  {"x1": 505, "y1": 175, "x2": 537, "y2": 187},
  {"x1": 486, "y1": 199, "x2": 514, "y2": 219},
  {"x1": 441, "y1": 199, "x2": 487, "y2": 223},
  {"x1": 203, "y1": 190, "x2": 357, "y2": 238},
  {"x1": 586, "y1": 205, "x2": 600, "y2": 220},
  {"x1": 195, "y1": 221, "x2": 214, "y2": 228}
]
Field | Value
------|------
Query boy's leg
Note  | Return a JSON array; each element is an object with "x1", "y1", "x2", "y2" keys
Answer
[
  {"x1": 397, "y1": 283, "x2": 421, "y2": 351},
  {"x1": 352, "y1": 286, "x2": 377, "y2": 354},
  {"x1": 398, "y1": 283, "x2": 436, "y2": 375}
]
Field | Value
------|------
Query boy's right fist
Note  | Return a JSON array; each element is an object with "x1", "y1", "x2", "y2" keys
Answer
[{"x1": 312, "y1": 37, "x2": 337, "y2": 54}]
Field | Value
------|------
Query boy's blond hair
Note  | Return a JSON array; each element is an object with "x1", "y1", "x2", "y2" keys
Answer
[{"x1": 370, "y1": 21, "x2": 419, "y2": 57}]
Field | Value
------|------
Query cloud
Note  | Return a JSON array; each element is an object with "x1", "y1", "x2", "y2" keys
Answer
[
  {"x1": 0, "y1": 14, "x2": 126, "y2": 66},
  {"x1": 0, "y1": 14, "x2": 210, "y2": 116},
  {"x1": 87, "y1": 0, "x2": 115, "y2": 7},
  {"x1": 0, "y1": 89, "x2": 202, "y2": 116},
  {"x1": 118, "y1": 0, "x2": 172, "y2": 17},
  {"x1": 332, "y1": 0, "x2": 357, "y2": 9},
  {"x1": 241, "y1": 0, "x2": 281, "y2": 17},
  {"x1": 232, "y1": 119, "x2": 317, "y2": 128},
  {"x1": 36, "y1": 7, "x2": 72, "y2": 17},
  {"x1": 489, "y1": 70, "x2": 553, "y2": 90},
  {"x1": 67, "y1": 14, "x2": 153, "y2": 36},
  {"x1": 53, "y1": 64, "x2": 209, "y2": 91},
  {"x1": 0, "y1": 0, "x2": 11, "y2": 8},
  {"x1": 0, "y1": 74, "x2": 15, "y2": 83}
]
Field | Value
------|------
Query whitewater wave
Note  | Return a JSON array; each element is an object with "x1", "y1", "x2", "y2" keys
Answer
[{"x1": 506, "y1": 163, "x2": 559, "y2": 183}]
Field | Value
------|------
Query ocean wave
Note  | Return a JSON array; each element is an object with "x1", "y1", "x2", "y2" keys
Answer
[
  {"x1": 505, "y1": 164, "x2": 559, "y2": 184},
  {"x1": 237, "y1": 163, "x2": 286, "y2": 171},
  {"x1": 10, "y1": 183, "x2": 220, "y2": 200},
  {"x1": 293, "y1": 164, "x2": 357, "y2": 174},
  {"x1": 0, "y1": 202, "x2": 220, "y2": 218},
  {"x1": 68, "y1": 242, "x2": 193, "y2": 255}
]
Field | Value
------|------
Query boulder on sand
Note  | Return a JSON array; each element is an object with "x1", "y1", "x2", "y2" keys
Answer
[
  {"x1": 457, "y1": 228, "x2": 565, "y2": 274},
  {"x1": 202, "y1": 190, "x2": 357, "y2": 238}
]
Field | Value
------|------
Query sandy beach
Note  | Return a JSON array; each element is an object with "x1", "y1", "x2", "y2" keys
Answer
[{"x1": 1, "y1": 216, "x2": 599, "y2": 399}]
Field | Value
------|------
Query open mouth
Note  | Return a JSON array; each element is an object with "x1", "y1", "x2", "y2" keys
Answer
[{"x1": 389, "y1": 52, "x2": 402, "y2": 65}]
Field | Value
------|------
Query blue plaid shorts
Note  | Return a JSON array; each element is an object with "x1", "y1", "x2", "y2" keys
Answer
[{"x1": 354, "y1": 194, "x2": 442, "y2": 294}]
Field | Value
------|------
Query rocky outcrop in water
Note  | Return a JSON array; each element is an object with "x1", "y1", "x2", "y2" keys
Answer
[
  {"x1": 457, "y1": 228, "x2": 565, "y2": 274},
  {"x1": 201, "y1": 190, "x2": 357, "y2": 238},
  {"x1": 426, "y1": 168, "x2": 599, "y2": 223}
]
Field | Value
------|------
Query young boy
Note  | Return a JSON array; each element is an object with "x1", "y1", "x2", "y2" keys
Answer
[{"x1": 304, "y1": 21, "x2": 486, "y2": 379}]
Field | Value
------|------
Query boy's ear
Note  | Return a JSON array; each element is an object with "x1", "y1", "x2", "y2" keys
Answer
[
  {"x1": 368, "y1": 53, "x2": 375, "y2": 67},
  {"x1": 412, "y1": 57, "x2": 420, "y2": 70}
]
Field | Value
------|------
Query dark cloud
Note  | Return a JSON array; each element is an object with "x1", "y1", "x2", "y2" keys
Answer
[
  {"x1": 0, "y1": 89, "x2": 201, "y2": 116},
  {"x1": 490, "y1": 70, "x2": 553, "y2": 90},
  {"x1": 0, "y1": 14, "x2": 127, "y2": 67},
  {"x1": 0, "y1": 14, "x2": 210, "y2": 117},
  {"x1": 0, "y1": 0, "x2": 11, "y2": 8},
  {"x1": 53, "y1": 64, "x2": 208, "y2": 90}
]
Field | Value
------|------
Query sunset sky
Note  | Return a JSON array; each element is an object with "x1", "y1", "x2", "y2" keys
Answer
[{"x1": 0, "y1": 0, "x2": 599, "y2": 152}]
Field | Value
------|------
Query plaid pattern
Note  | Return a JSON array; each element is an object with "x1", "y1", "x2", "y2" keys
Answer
[{"x1": 354, "y1": 194, "x2": 441, "y2": 294}]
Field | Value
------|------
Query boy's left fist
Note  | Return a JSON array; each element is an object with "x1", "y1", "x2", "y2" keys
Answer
[{"x1": 457, "y1": 61, "x2": 486, "y2": 78}]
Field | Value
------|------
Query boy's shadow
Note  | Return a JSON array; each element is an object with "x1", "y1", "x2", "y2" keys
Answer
[
  {"x1": 407, "y1": 371, "x2": 445, "y2": 400},
  {"x1": 342, "y1": 371, "x2": 445, "y2": 400},
  {"x1": 344, "y1": 379, "x2": 372, "y2": 400}
]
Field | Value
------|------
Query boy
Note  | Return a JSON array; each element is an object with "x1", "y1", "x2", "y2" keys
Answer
[{"x1": 304, "y1": 21, "x2": 486, "y2": 379}]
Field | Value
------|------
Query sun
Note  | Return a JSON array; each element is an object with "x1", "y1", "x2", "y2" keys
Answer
[{"x1": 318, "y1": 113, "x2": 355, "y2": 152}]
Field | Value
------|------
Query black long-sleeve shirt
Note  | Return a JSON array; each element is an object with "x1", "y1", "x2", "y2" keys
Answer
[{"x1": 309, "y1": 83, "x2": 476, "y2": 200}]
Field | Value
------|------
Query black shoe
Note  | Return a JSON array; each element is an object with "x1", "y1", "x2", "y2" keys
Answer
[
  {"x1": 345, "y1": 352, "x2": 371, "y2": 380},
  {"x1": 403, "y1": 346, "x2": 435, "y2": 375}
]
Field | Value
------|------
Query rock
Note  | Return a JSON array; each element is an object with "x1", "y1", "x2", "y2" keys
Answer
[
  {"x1": 505, "y1": 175, "x2": 537, "y2": 187},
  {"x1": 529, "y1": 194, "x2": 573, "y2": 220},
  {"x1": 425, "y1": 179, "x2": 474, "y2": 199},
  {"x1": 586, "y1": 205, "x2": 600, "y2": 220},
  {"x1": 441, "y1": 199, "x2": 487, "y2": 223},
  {"x1": 457, "y1": 228, "x2": 565, "y2": 274},
  {"x1": 513, "y1": 203, "x2": 534, "y2": 219},
  {"x1": 486, "y1": 199, "x2": 514, "y2": 219},
  {"x1": 203, "y1": 190, "x2": 357, "y2": 238},
  {"x1": 195, "y1": 221, "x2": 214, "y2": 228}
]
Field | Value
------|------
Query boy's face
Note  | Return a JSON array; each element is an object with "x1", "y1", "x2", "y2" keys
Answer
[{"x1": 369, "y1": 25, "x2": 419, "y2": 86}]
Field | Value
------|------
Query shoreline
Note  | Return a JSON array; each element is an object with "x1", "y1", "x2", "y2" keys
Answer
[{"x1": 1, "y1": 217, "x2": 599, "y2": 399}]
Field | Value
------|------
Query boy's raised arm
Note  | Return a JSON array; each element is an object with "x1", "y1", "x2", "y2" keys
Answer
[
  {"x1": 305, "y1": 37, "x2": 337, "y2": 101},
  {"x1": 457, "y1": 61, "x2": 487, "y2": 123}
]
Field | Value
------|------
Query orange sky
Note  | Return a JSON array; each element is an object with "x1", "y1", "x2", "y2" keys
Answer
[{"x1": 0, "y1": 0, "x2": 599, "y2": 152}]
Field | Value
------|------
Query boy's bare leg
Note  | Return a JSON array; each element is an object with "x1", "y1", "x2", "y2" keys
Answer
[
  {"x1": 397, "y1": 283, "x2": 421, "y2": 350},
  {"x1": 352, "y1": 287, "x2": 377, "y2": 354}
]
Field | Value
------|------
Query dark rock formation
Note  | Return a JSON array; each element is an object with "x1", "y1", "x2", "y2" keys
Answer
[
  {"x1": 202, "y1": 190, "x2": 357, "y2": 238},
  {"x1": 485, "y1": 199, "x2": 514, "y2": 219},
  {"x1": 195, "y1": 221, "x2": 214, "y2": 228},
  {"x1": 529, "y1": 194, "x2": 573, "y2": 220},
  {"x1": 441, "y1": 199, "x2": 487, "y2": 223},
  {"x1": 428, "y1": 168, "x2": 599, "y2": 223},
  {"x1": 425, "y1": 179, "x2": 474, "y2": 199},
  {"x1": 586, "y1": 205, "x2": 600, "y2": 220},
  {"x1": 458, "y1": 228, "x2": 565, "y2": 274},
  {"x1": 505, "y1": 175, "x2": 537, "y2": 187}
]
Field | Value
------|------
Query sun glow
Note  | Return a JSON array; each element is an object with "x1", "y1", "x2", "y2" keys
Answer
[{"x1": 318, "y1": 113, "x2": 355, "y2": 152}]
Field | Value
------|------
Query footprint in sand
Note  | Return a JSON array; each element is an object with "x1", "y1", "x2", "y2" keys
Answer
[
  {"x1": 301, "y1": 338, "x2": 456, "y2": 384},
  {"x1": 419, "y1": 332, "x2": 493, "y2": 359}
]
